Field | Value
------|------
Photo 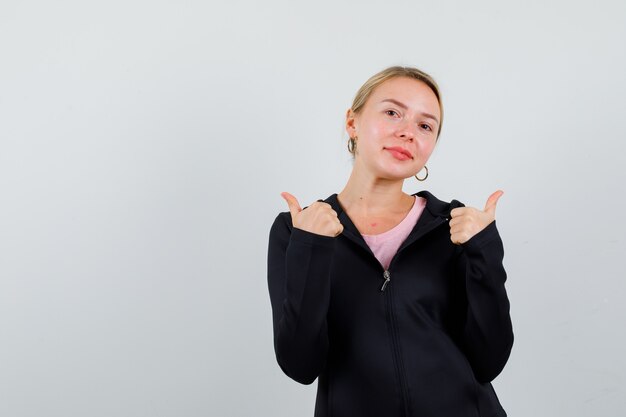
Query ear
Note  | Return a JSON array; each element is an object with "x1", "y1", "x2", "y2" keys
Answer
[{"x1": 345, "y1": 108, "x2": 357, "y2": 136}]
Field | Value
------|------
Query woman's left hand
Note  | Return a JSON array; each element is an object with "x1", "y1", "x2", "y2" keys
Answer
[{"x1": 449, "y1": 190, "x2": 503, "y2": 245}]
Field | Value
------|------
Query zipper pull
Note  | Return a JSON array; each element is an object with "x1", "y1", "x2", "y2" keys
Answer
[{"x1": 381, "y1": 270, "x2": 391, "y2": 292}]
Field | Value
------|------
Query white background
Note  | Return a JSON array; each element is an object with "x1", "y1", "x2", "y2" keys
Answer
[{"x1": 1, "y1": 1, "x2": 625, "y2": 416}]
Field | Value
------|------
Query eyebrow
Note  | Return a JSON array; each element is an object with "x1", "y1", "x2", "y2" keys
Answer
[{"x1": 380, "y1": 99, "x2": 440, "y2": 125}]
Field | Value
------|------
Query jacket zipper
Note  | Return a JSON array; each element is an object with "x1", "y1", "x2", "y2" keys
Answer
[
  {"x1": 380, "y1": 216, "x2": 448, "y2": 292},
  {"x1": 385, "y1": 277, "x2": 414, "y2": 416},
  {"x1": 381, "y1": 270, "x2": 390, "y2": 291},
  {"x1": 377, "y1": 216, "x2": 449, "y2": 417}
]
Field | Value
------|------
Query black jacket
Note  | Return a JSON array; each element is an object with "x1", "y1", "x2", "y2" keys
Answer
[{"x1": 267, "y1": 190, "x2": 513, "y2": 417}]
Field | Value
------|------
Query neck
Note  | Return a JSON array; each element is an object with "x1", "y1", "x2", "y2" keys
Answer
[{"x1": 337, "y1": 165, "x2": 412, "y2": 216}]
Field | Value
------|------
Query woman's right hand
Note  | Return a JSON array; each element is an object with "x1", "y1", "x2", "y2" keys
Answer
[{"x1": 281, "y1": 192, "x2": 343, "y2": 237}]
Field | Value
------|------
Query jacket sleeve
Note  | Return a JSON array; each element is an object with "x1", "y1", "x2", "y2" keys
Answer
[
  {"x1": 455, "y1": 219, "x2": 514, "y2": 383},
  {"x1": 267, "y1": 212, "x2": 337, "y2": 385}
]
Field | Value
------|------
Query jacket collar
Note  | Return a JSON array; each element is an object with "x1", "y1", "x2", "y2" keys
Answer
[
  {"x1": 320, "y1": 191, "x2": 462, "y2": 261},
  {"x1": 322, "y1": 190, "x2": 461, "y2": 221}
]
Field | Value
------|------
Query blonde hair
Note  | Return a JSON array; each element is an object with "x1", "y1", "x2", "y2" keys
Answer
[{"x1": 349, "y1": 66, "x2": 443, "y2": 156}]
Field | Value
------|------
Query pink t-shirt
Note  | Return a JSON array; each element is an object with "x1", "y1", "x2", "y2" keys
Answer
[{"x1": 361, "y1": 196, "x2": 426, "y2": 270}]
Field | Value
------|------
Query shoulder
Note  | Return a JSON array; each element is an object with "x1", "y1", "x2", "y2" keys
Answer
[
  {"x1": 270, "y1": 211, "x2": 293, "y2": 237},
  {"x1": 269, "y1": 209, "x2": 337, "y2": 248}
]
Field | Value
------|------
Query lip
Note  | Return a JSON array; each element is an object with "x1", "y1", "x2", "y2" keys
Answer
[{"x1": 384, "y1": 146, "x2": 413, "y2": 158}]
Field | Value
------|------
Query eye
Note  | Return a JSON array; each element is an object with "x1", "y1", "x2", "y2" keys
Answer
[
  {"x1": 420, "y1": 123, "x2": 433, "y2": 132},
  {"x1": 385, "y1": 110, "x2": 400, "y2": 117}
]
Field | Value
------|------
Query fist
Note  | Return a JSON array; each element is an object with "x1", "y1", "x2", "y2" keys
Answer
[
  {"x1": 281, "y1": 192, "x2": 344, "y2": 238},
  {"x1": 449, "y1": 190, "x2": 503, "y2": 245}
]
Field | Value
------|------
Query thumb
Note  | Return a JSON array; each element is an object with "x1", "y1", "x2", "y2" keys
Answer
[
  {"x1": 484, "y1": 190, "x2": 504, "y2": 214},
  {"x1": 281, "y1": 192, "x2": 302, "y2": 219}
]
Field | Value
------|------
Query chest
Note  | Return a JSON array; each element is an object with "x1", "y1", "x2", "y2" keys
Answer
[
  {"x1": 327, "y1": 225, "x2": 463, "y2": 326},
  {"x1": 332, "y1": 229, "x2": 457, "y2": 290},
  {"x1": 350, "y1": 212, "x2": 408, "y2": 236}
]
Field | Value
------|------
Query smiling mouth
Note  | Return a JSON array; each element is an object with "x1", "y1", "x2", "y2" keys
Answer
[
  {"x1": 385, "y1": 148, "x2": 412, "y2": 161},
  {"x1": 384, "y1": 147, "x2": 413, "y2": 159}
]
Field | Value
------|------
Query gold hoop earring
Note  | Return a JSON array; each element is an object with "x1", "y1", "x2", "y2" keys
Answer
[
  {"x1": 414, "y1": 165, "x2": 429, "y2": 181},
  {"x1": 347, "y1": 136, "x2": 357, "y2": 154}
]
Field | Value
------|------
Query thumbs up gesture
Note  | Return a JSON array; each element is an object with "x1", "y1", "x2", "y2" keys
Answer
[
  {"x1": 449, "y1": 190, "x2": 503, "y2": 245},
  {"x1": 281, "y1": 192, "x2": 344, "y2": 238}
]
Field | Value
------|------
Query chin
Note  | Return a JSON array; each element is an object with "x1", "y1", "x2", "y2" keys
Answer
[
  {"x1": 363, "y1": 157, "x2": 415, "y2": 179},
  {"x1": 379, "y1": 168, "x2": 414, "y2": 181}
]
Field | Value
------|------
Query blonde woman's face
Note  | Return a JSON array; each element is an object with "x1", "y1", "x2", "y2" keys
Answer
[{"x1": 346, "y1": 76, "x2": 440, "y2": 180}]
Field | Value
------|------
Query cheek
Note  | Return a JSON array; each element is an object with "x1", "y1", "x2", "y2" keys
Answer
[
  {"x1": 417, "y1": 138, "x2": 437, "y2": 157},
  {"x1": 367, "y1": 123, "x2": 386, "y2": 141},
  {"x1": 366, "y1": 118, "x2": 392, "y2": 136},
  {"x1": 423, "y1": 134, "x2": 437, "y2": 148}
]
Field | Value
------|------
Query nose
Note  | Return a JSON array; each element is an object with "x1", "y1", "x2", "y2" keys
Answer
[{"x1": 397, "y1": 120, "x2": 416, "y2": 142}]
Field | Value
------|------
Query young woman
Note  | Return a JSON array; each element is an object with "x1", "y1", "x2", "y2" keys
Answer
[{"x1": 267, "y1": 66, "x2": 513, "y2": 417}]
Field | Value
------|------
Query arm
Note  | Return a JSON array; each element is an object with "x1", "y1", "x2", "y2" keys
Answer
[
  {"x1": 267, "y1": 212, "x2": 337, "y2": 384},
  {"x1": 455, "y1": 220, "x2": 514, "y2": 383}
]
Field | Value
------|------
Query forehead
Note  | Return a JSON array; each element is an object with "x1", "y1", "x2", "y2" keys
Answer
[{"x1": 368, "y1": 76, "x2": 440, "y2": 116}]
